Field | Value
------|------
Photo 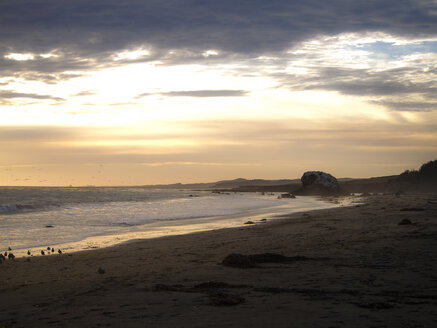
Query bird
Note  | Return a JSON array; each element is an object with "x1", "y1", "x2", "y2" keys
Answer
[
  {"x1": 47, "y1": 247, "x2": 51, "y2": 251},
  {"x1": 58, "y1": 249, "x2": 62, "y2": 255},
  {"x1": 0, "y1": 254, "x2": 5, "y2": 261},
  {"x1": 8, "y1": 253, "x2": 15, "y2": 260},
  {"x1": 51, "y1": 248, "x2": 54, "y2": 253},
  {"x1": 8, "y1": 247, "x2": 11, "y2": 251},
  {"x1": 27, "y1": 250, "x2": 31, "y2": 256},
  {"x1": 41, "y1": 250, "x2": 45, "y2": 256},
  {"x1": 4, "y1": 251, "x2": 7, "y2": 257}
]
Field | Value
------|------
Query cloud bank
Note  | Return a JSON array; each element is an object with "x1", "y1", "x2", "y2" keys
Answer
[
  {"x1": 1, "y1": 0, "x2": 436, "y2": 111},
  {"x1": 1, "y1": 1, "x2": 436, "y2": 69},
  {"x1": 1, "y1": 1, "x2": 437, "y2": 185},
  {"x1": 137, "y1": 90, "x2": 248, "y2": 98}
]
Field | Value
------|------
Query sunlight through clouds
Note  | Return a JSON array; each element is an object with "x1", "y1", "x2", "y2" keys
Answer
[
  {"x1": 113, "y1": 48, "x2": 151, "y2": 61},
  {"x1": 1, "y1": 0, "x2": 436, "y2": 185},
  {"x1": 5, "y1": 53, "x2": 35, "y2": 61}
]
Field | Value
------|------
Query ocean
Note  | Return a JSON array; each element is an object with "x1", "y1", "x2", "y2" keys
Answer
[{"x1": 0, "y1": 187, "x2": 351, "y2": 257}]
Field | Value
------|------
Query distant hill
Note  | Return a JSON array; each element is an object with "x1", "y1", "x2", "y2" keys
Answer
[
  {"x1": 338, "y1": 175, "x2": 399, "y2": 193},
  {"x1": 229, "y1": 161, "x2": 437, "y2": 194},
  {"x1": 142, "y1": 159, "x2": 437, "y2": 193},
  {"x1": 212, "y1": 178, "x2": 300, "y2": 189},
  {"x1": 141, "y1": 178, "x2": 301, "y2": 190}
]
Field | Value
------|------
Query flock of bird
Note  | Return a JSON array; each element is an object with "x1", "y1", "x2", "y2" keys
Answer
[{"x1": 0, "y1": 246, "x2": 63, "y2": 263}]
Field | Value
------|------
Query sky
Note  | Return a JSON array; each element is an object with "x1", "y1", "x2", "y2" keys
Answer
[{"x1": 1, "y1": 0, "x2": 437, "y2": 186}]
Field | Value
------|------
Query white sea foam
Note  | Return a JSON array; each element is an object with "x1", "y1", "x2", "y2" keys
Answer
[
  {"x1": 0, "y1": 188, "x2": 352, "y2": 254},
  {"x1": 0, "y1": 192, "x2": 279, "y2": 250}
]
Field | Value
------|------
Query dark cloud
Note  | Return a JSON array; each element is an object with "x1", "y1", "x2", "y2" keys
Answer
[
  {"x1": 0, "y1": 53, "x2": 95, "y2": 83},
  {"x1": 163, "y1": 90, "x2": 247, "y2": 97},
  {"x1": 370, "y1": 100, "x2": 437, "y2": 112},
  {"x1": 304, "y1": 68, "x2": 436, "y2": 97},
  {"x1": 1, "y1": 0, "x2": 436, "y2": 114},
  {"x1": 1, "y1": 0, "x2": 436, "y2": 78},
  {"x1": 0, "y1": 90, "x2": 65, "y2": 102},
  {"x1": 275, "y1": 66, "x2": 437, "y2": 111},
  {"x1": 137, "y1": 90, "x2": 248, "y2": 98}
]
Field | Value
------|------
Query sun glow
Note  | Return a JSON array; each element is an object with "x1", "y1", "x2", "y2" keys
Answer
[
  {"x1": 5, "y1": 53, "x2": 35, "y2": 61},
  {"x1": 202, "y1": 49, "x2": 219, "y2": 57},
  {"x1": 2, "y1": 28, "x2": 436, "y2": 185},
  {"x1": 5, "y1": 52, "x2": 59, "y2": 61},
  {"x1": 113, "y1": 48, "x2": 150, "y2": 61}
]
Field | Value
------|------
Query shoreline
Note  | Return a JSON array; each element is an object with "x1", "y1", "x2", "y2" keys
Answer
[
  {"x1": 5, "y1": 195, "x2": 355, "y2": 258},
  {"x1": 1, "y1": 193, "x2": 436, "y2": 327}
]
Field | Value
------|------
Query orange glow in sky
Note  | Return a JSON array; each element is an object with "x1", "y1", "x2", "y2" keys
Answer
[{"x1": 1, "y1": 1, "x2": 437, "y2": 186}]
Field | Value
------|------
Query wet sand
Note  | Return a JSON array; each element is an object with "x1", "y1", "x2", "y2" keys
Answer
[
  {"x1": 5, "y1": 195, "x2": 349, "y2": 258},
  {"x1": 1, "y1": 193, "x2": 436, "y2": 327}
]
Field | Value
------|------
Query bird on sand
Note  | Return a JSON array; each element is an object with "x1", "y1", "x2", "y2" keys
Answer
[
  {"x1": 27, "y1": 250, "x2": 31, "y2": 256},
  {"x1": 41, "y1": 250, "x2": 45, "y2": 255},
  {"x1": 8, "y1": 247, "x2": 11, "y2": 251},
  {"x1": 58, "y1": 249, "x2": 62, "y2": 254},
  {"x1": 47, "y1": 247, "x2": 51, "y2": 251},
  {"x1": 0, "y1": 254, "x2": 5, "y2": 261},
  {"x1": 8, "y1": 253, "x2": 15, "y2": 260}
]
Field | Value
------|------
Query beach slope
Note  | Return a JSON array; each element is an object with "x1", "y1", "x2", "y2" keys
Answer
[{"x1": 1, "y1": 193, "x2": 436, "y2": 327}]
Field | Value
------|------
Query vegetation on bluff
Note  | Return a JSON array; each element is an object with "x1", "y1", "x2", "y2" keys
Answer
[{"x1": 398, "y1": 160, "x2": 437, "y2": 182}]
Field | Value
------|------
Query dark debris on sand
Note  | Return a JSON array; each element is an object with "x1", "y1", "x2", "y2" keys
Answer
[
  {"x1": 222, "y1": 253, "x2": 311, "y2": 268},
  {"x1": 248, "y1": 253, "x2": 309, "y2": 263},
  {"x1": 222, "y1": 253, "x2": 259, "y2": 268},
  {"x1": 208, "y1": 292, "x2": 245, "y2": 306},
  {"x1": 398, "y1": 219, "x2": 413, "y2": 225}
]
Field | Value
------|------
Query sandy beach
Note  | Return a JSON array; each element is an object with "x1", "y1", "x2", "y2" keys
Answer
[{"x1": 1, "y1": 193, "x2": 436, "y2": 327}]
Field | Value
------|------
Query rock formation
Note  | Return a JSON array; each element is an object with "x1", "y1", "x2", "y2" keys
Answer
[{"x1": 295, "y1": 171, "x2": 342, "y2": 195}]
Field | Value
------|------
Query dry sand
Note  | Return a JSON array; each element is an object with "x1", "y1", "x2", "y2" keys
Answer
[{"x1": 0, "y1": 193, "x2": 436, "y2": 327}]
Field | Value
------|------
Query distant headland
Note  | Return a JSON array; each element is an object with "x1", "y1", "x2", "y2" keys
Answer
[{"x1": 141, "y1": 159, "x2": 437, "y2": 195}]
